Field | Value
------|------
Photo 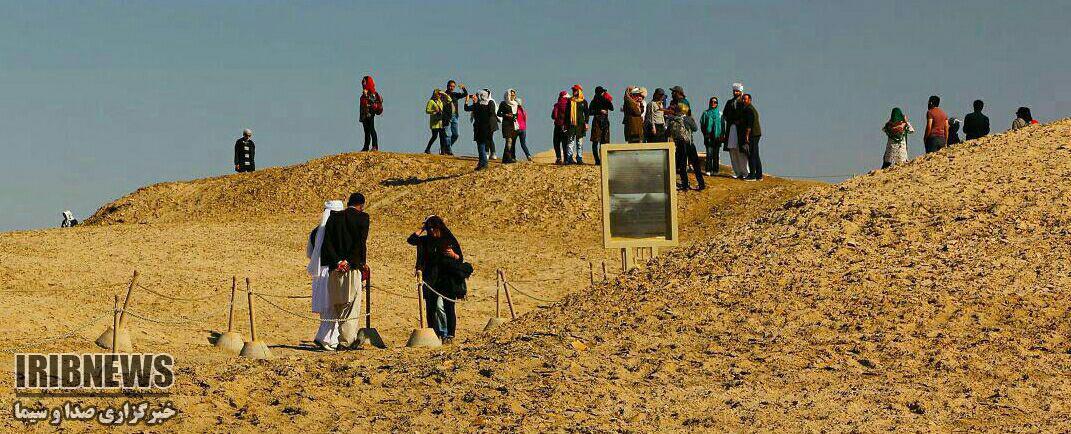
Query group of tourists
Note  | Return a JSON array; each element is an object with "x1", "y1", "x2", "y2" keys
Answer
[
  {"x1": 305, "y1": 193, "x2": 470, "y2": 350},
  {"x1": 428, "y1": 80, "x2": 765, "y2": 187},
  {"x1": 880, "y1": 96, "x2": 1040, "y2": 168}
]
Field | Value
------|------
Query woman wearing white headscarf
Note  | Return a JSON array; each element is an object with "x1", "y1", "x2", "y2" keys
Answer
[
  {"x1": 497, "y1": 89, "x2": 520, "y2": 163},
  {"x1": 465, "y1": 89, "x2": 498, "y2": 170},
  {"x1": 308, "y1": 200, "x2": 345, "y2": 351}
]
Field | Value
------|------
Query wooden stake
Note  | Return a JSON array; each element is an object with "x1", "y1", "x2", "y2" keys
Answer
[
  {"x1": 365, "y1": 274, "x2": 372, "y2": 329},
  {"x1": 495, "y1": 269, "x2": 501, "y2": 317},
  {"x1": 226, "y1": 276, "x2": 236, "y2": 332},
  {"x1": 246, "y1": 278, "x2": 257, "y2": 341},
  {"x1": 111, "y1": 295, "x2": 120, "y2": 354},
  {"x1": 117, "y1": 270, "x2": 138, "y2": 328},
  {"x1": 416, "y1": 271, "x2": 424, "y2": 327},
  {"x1": 500, "y1": 270, "x2": 516, "y2": 320},
  {"x1": 589, "y1": 262, "x2": 594, "y2": 286},
  {"x1": 602, "y1": 262, "x2": 608, "y2": 282}
]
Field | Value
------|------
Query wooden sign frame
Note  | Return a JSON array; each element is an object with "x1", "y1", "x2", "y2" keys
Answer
[{"x1": 599, "y1": 142, "x2": 679, "y2": 250}]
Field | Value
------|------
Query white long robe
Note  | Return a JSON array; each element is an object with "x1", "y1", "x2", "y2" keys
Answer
[{"x1": 308, "y1": 201, "x2": 344, "y2": 347}]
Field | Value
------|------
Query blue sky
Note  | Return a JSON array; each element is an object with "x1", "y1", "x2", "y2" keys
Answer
[{"x1": 1, "y1": 1, "x2": 1069, "y2": 231}]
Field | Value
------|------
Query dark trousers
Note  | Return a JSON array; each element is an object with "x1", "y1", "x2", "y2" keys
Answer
[
  {"x1": 676, "y1": 141, "x2": 705, "y2": 189},
  {"x1": 746, "y1": 136, "x2": 762, "y2": 179},
  {"x1": 924, "y1": 135, "x2": 946, "y2": 154},
  {"x1": 517, "y1": 130, "x2": 531, "y2": 159},
  {"x1": 361, "y1": 118, "x2": 378, "y2": 151},
  {"x1": 646, "y1": 124, "x2": 667, "y2": 143},
  {"x1": 424, "y1": 128, "x2": 449, "y2": 154},
  {"x1": 502, "y1": 136, "x2": 517, "y2": 163},
  {"x1": 703, "y1": 134, "x2": 720, "y2": 174},
  {"x1": 236, "y1": 164, "x2": 255, "y2": 173},
  {"x1": 552, "y1": 127, "x2": 565, "y2": 162}
]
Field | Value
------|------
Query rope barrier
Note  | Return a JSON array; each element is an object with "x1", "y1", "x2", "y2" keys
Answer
[
  {"x1": 233, "y1": 285, "x2": 312, "y2": 299},
  {"x1": 122, "y1": 305, "x2": 228, "y2": 325},
  {"x1": 370, "y1": 284, "x2": 419, "y2": 300},
  {"x1": 504, "y1": 282, "x2": 557, "y2": 303},
  {"x1": 136, "y1": 282, "x2": 224, "y2": 302},
  {"x1": 2, "y1": 309, "x2": 114, "y2": 354},
  {"x1": 421, "y1": 281, "x2": 466, "y2": 303},
  {"x1": 252, "y1": 292, "x2": 370, "y2": 322}
]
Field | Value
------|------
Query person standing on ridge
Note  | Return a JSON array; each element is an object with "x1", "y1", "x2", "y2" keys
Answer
[
  {"x1": 665, "y1": 86, "x2": 704, "y2": 191},
  {"x1": 963, "y1": 99, "x2": 990, "y2": 141},
  {"x1": 234, "y1": 128, "x2": 256, "y2": 173},
  {"x1": 320, "y1": 193, "x2": 370, "y2": 349},
  {"x1": 465, "y1": 90, "x2": 496, "y2": 170},
  {"x1": 497, "y1": 89, "x2": 520, "y2": 164},
  {"x1": 923, "y1": 95, "x2": 948, "y2": 154},
  {"x1": 623, "y1": 87, "x2": 645, "y2": 143},
  {"x1": 740, "y1": 93, "x2": 763, "y2": 180},
  {"x1": 565, "y1": 84, "x2": 589, "y2": 164},
  {"x1": 588, "y1": 86, "x2": 614, "y2": 165},
  {"x1": 445, "y1": 80, "x2": 468, "y2": 148},
  {"x1": 881, "y1": 107, "x2": 914, "y2": 169},
  {"x1": 424, "y1": 89, "x2": 448, "y2": 155},
  {"x1": 722, "y1": 83, "x2": 749, "y2": 179},
  {"x1": 645, "y1": 88, "x2": 667, "y2": 143},
  {"x1": 359, "y1": 76, "x2": 382, "y2": 151},
  {"x1": 515, "y1": 94, "x2": 533, "y2": 162},
  {"x1": 700, "y1": 96, "x2": 723, "y2": 175},
  {"x1": 552, "y1": 90, "x2": 570, "y2": 164}
]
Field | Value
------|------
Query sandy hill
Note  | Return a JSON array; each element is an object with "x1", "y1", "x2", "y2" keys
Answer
[
  {"x1": 0, "y1": 149, "x2": 821, "y2": 432},
  {"x1": 151, "y1": 120, "x2": 1071, "y2": 432}
]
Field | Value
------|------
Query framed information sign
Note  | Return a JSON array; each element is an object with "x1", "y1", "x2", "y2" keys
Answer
[{"x1": 599, "y1": 142, "x2": 679, "y2": 250}]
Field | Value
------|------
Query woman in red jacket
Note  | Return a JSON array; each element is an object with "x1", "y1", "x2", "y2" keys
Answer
[{"x1": 359, "y1": 76, "x2": 382, "y2": 151}]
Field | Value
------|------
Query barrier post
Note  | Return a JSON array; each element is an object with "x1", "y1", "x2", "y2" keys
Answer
[
  {"x1": 602, "y1": 261, "x2": 608, "y2": 282},
  {"x1": 239, "y1": 277, "x2": 272, "y2": 359},
  {"x1": 484, "y1": 269, "x2": 508, "y2": 331},
  {"x1": 214, "y1": 276, "x2": 244, "y2": 354},
  {"x1": 589, "y1": 262, "x2": 594, "y2": 286},
  {"x1": 500, "y1": 270, "x2": 516, "y2": 320},
  {"x1": 406, "y1": 270, "x2": 441, "y2": 347},
  {"x1": 96, "y1": 270, "x2": 136, "y2": 351},
  {"x1": 355, "y1": 272, "x2": 386, "y2": 349}
]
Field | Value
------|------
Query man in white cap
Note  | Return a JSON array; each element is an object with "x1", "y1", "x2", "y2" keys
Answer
[
  {"x1": 721, "y1": 83, "x2": 749, "y2": 179},
  {"x1": 234, "y1": 129, "x2": 256, "y2": 173},
  {"x1": 307, "y1": 200, "x2": 346, "y2": 351}
]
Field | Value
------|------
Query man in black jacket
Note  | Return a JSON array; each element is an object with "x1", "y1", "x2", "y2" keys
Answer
[
  {"x1": 963, "y1": 99, "x2": 991, "y2": 141},
  {"x1": 740, "y1": 94, "x2": 763, "y2": 180},
  {"x1": 320, "y1": 192, "x2": 370, "y2": 348},
  {"x1": 234, "y1": 129, "x2": 255, "y2": 172}
]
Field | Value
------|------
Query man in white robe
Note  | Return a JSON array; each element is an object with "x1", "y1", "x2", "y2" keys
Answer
[{"x1": 308, "y1": 200, "x2": 345, "y2": 351}]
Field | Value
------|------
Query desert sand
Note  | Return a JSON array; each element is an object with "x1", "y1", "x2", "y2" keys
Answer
[{"x1": 2, "y1": 121, "x2": 1070, "y2": 432}]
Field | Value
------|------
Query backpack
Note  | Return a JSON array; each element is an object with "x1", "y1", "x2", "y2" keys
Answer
[{"x1": 371, "y1": 94, "x2": 383, "y2": 115}]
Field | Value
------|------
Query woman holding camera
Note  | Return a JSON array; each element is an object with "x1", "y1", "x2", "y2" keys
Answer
[{"x1": 407, "y1": 216, "x2": 466, "y2": 343}]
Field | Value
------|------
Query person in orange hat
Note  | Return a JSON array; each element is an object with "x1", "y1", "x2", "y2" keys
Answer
[{"x1": 564, "y1": 84, "x2": 589, "y2": 164}]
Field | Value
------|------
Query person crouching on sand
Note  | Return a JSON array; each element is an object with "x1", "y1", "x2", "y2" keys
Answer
[
  {"x1": 308, "y1": 200, "x2": 345, "y2": 351},
  {"x1": 407, "y1": 216, "x2": 470, "y2": 344}
]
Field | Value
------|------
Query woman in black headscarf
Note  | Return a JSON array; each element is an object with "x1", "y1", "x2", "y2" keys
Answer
[{"x1": 406, "y1": 215, "x2": 468, "y2": 343}]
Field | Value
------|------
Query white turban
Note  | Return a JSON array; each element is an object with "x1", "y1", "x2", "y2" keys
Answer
[
  {"x1": 307, "y1": 200, "x2": 345, "y2": 276},
  {"x1": 732, "y1": 83, "x2": 744, "y2": 92}
]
